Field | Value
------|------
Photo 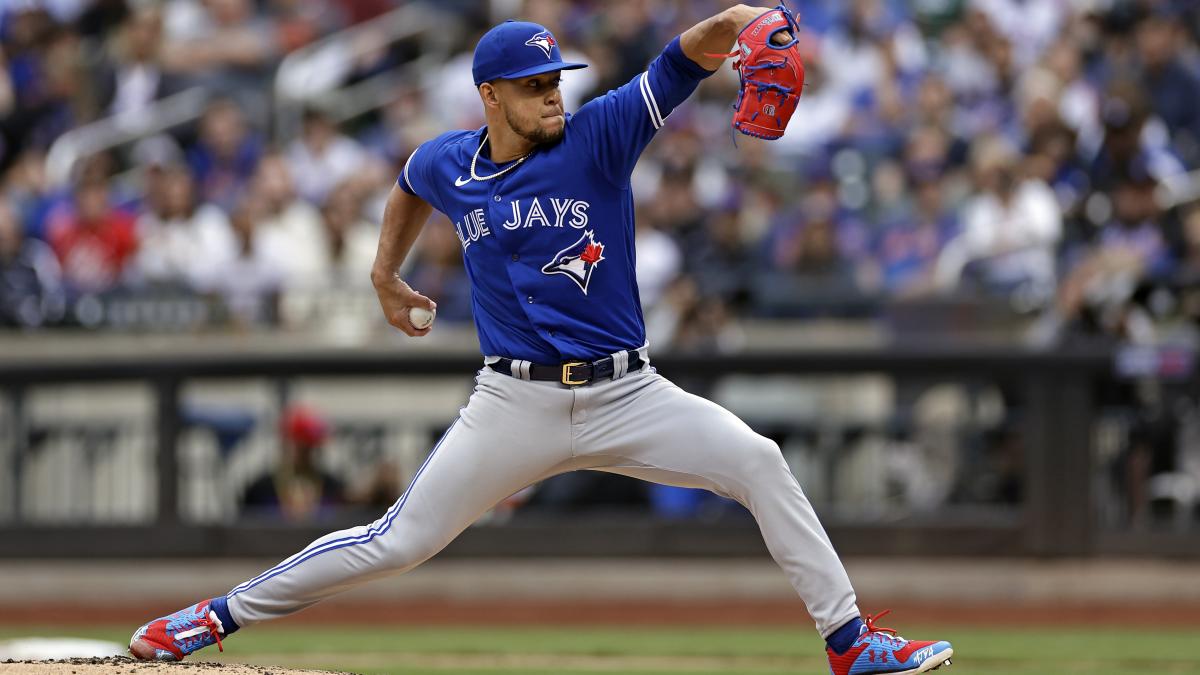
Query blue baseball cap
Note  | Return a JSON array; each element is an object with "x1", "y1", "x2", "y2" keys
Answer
[{"x1": 472, "y1": 21, "x2": 587, "y2": 86}]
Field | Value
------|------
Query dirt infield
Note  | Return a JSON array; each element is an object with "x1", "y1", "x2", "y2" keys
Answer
[
  {"x1": 4, "y1": 558, "x2": 1200, "y2": 641},
  {"x1": 0, "y1": 658, "x2": 345, "y2": 675}
]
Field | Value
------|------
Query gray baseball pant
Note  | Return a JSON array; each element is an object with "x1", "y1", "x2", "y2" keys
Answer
[{"x1": 225, "y1": 356, "x2": 860, "y2": 637}]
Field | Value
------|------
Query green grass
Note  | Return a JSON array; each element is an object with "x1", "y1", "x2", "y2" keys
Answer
[{"x1": 2, "y1": 624, "x2": 1198, "y2": 674}]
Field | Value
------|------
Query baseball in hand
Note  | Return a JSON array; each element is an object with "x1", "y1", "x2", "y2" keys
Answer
[{"x1": 408, "y1": 306, "x2": 436, "y2": 330}]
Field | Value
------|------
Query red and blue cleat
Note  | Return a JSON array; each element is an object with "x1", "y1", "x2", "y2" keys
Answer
[
  {"x1": 827, "y1": 610, "x2": 953, "y2": 675},
  {"x1": 128, "y1": 599, "x2": 225, "y2": 661}
]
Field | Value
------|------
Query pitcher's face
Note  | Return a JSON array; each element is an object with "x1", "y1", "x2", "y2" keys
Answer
[{"x1": 487, "y1": 72, "x2": 566, "y2": 146}]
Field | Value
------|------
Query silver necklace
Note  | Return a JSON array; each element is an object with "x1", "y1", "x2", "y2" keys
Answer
[{"x1": 470, "y1": 132, "x2": 532, "y2": 182}]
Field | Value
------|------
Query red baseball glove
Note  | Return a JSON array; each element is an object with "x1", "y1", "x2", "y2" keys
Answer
[{"x1": 717, "y1": 5, "x2": 806, "y2": 140}]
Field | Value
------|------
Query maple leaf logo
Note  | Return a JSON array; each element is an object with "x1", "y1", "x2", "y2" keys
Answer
[{"x1": 580, "y1": 242, "x2": 604, "y2": 264}]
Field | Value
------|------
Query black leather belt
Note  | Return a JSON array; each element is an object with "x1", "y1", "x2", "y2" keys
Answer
[{"x1": 489, "y1": 350, "x2": 645, "y2": 386}]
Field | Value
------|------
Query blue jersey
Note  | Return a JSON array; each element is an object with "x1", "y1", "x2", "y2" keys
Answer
[{"x1": 399, "y1": 37, "x2": 712, "y2": 363}]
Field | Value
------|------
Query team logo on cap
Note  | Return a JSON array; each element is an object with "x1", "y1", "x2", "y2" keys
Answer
[
  {"x1": 542, "y1": 231, "x2": 604, "y2": 293},
  {"x1": 525, "y1": 30, "x2": 557, "y2": 59}
]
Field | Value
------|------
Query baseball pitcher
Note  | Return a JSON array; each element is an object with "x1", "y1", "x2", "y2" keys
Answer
[{"x1": 130, "y1": 6, "x2": 953, "y2": 674}]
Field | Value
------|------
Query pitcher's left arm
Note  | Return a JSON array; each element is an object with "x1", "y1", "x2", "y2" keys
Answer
[
  {"x1": 679, "y1": 4, "x2": 779, "y2": 71},
  {"x1": 569, "y1": 5, "x2": 780, "y2": 184}
]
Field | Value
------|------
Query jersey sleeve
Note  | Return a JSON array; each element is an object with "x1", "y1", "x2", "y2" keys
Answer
[
  {"x1": 571, "y1": 36, "x2": 714, "y2": 184},
  {"x1": 398, "y1": 128, "x2": 463, "y2": 207},
  {"x1": 397, "y1": 136, "x2": 445, "y2": 207}
]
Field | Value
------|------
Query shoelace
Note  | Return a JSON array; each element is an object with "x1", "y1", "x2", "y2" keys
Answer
[
  {"x1": 863, "y1": 610, "x2": 905, "y2": 648},
  {"x1": 172, "y1": 609, "x2": 224, "y2": 652}
]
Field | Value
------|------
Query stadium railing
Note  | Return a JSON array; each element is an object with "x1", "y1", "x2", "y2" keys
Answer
[
  {"x1": 44, "y1": 3, "x2": 459, "y2": 189},
  {"x1": 45, "y1": 87, "x2": 209, "y2": 189}
]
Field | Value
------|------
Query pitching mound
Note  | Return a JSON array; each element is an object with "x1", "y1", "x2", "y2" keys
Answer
[{"x1": 0, "y1": 657, "x2": 349, "y2": 675}]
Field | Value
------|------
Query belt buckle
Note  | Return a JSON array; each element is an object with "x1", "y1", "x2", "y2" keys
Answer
[{"x1": 561, "y1": 361, "x2": 588, "y2": 386}]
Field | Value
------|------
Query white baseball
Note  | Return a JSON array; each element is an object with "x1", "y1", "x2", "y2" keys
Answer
[{"x1": 408, "y1": 306, "x2": 436, "y2": 330}]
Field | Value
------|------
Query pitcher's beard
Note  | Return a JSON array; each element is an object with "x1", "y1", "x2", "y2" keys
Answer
[{"x1": 506, "y1": 109, "x2": 564, "y2": 146}]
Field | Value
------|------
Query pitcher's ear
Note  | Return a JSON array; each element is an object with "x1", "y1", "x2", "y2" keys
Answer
[{"x1": 479, "y1": 82, "x2": 500, "y2": 108}]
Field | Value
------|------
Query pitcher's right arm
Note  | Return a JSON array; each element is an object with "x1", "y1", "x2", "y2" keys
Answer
[{"x1": 371, "y1": 184, "x2": 436, "y2": 337}]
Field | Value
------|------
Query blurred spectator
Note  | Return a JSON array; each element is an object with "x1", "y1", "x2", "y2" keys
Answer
[
  {"x1": 95, "y1": 6, "x2": 184, "y2": 118},
  {"x1": 1135, "y1": 9, "x2": 1200, "y2": 165},
  {"x1": 757, "y1": 170, "x2": 869, "y2": 315},
  {"x1": 426, "y1": 30, "x2": 487, "y2": 132},
  {"x1": 1024, "y1": 119, "x2": 1088, "y2": 227},
  {"x1": 938, "y1": 15, "x2": 1000, "y2": 115},
  {"x1": 45, "y1": 177, "x2": 137, "y2": 295},
  {"x1": 0, "y1": 6, "x2": 79, "y2": 166},
  {"x1": 360, "y1": 87, "x2": 443, "y2": 168},
  {"x1": 598, "y1": 0, "x2": 658, "y2": 88},
  {"x1": 75, "y1": 0, "x2": 130, "y2": 41},
  {"x1": 1041, "y1": 41, "x2": 1100, "y2": 156},
  {"x1": 317, "y1": 180, "x2": 381, "y2": 290},
  {"x1": 903, "y1": 124, "x2": 959, "y2": 190},
  {"x1": 249, "y1": 152, "x2": 326, "y2": 287},
  {"x1": 873, "y1": 174, "x2": 960, "y2": 298},
  {"x1": 644, "y1": 165, "x2": 704, "y2": 248},
  {"x1": 634, "y1": 211, "x2": 682, "y2": 312},
  {"x1": 278, "y1": 179, "x2": 382, "y2": 331},
  {"x1": 1, "y1": 149, "x2": 60, "y2": 240},
  {"x1": 161, "y1": 0, "x2": 280, "y2": 123},
  {"x1": 285, "y1": 107, "x2": 373, "y2": 205},
  {"x1": 935, "y1": 138, "x2": 1061, "y2": 307},
  {"x1": 1098, "y1": 173, "x2": 1172, "y2": 279},
  {"x1": 133, "y1": 163, "x2": 237, "y2": 291},
  {"x1": 212, "y1": 192, "x2": 283, "y2": 327},
  {"x1": 269, "y1": 0, "x2": 339, "y2": 53},
  {"x1": 1088, "y1": 81, "x2": 1185, "y2": 198},
  {"x1": 0, "y1": 197, "x2": 62, "y2": 327},
  {"x1": 242, "y1": 405, "x2": 346, "y2": 521},
  {"x1": 1053, "y1": 171, "x2": 1173, "y2": 343},
  {"x1": 819, "y1": 0, "x2": 890, "y2": 99},
  {"x1": 972, "y1": 0, "x2": 1065, "y2": 68},
  {"x1": 686, "y1": 207, "x2": 754, "y2": 306},
  {"x1": 186, "y1": 98, "x2": 262, "y2": 213},
  {"x1": 657, "y1": 276, "x2": 743, "y2": 353},
  {"x1": 842, "y1": 80, "x2": 909, "y2": 162}
]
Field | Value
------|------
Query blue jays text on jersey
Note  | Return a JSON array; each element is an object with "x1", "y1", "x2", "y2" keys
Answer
[{"x1": 398, "y1": 36, "x2": 712, "y2": 364}]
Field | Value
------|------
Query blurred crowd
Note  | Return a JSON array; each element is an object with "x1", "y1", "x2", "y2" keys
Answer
[{"x1": 0, "y1": 0, "x2": 1198, "y2": 351}]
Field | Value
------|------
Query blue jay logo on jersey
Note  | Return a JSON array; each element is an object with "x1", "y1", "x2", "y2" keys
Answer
[
  {"x1": 525, "y1": 31, "x2": 557, "y2": 59},
  {"x1": 542, "y1": 230, "x2": 605, "y2": 294}
]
